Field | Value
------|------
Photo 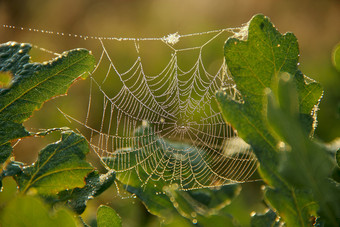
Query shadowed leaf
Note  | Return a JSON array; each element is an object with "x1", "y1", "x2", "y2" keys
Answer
[
  {"x1": 0, "y1": 41, "x2": 95, "y2": 123},
  {"x1": 57, "y1": 170, "x2": 116, "y2": 214},
  {"x1": 251, "y1": 209, "x2": 281, "y2": 227}
]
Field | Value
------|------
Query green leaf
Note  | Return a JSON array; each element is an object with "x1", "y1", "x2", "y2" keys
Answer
[
  {"x1": 216, "y1": 14, "x2": 322, "y2": 226},
  {"x1": 97, "y1": 205, "x2": 122, "y2": 227},
  {"x1": 0, "y1": 120, "x2": 30, "y2": 164},
  {"x1": 0, "y1": 41, "x2": 95, "y2": 123},
  {"x1": 117, "y1": 175, "x2": 177, "y2": 219},
  {"x1": 0, "y1": 120, "x2": 30, "y2": 144},
  {"x1": 163, "y1": 184, "x2": 239, "y2": 226},
  {"x1": 265, "y1": 187, "x2": 318, "y2": 226},
  {"x1": 15, "y1": 130, "x2": 94, "y2": 195},
  {"x1": 120, "y1": 179, "x2": 237, "y2": 226},
  {"x1": 216, "y1": 14, "x2": 300, "y2": 172},
  {"x1": 251, "y1": 209, "x2": 281, "y2": 227},
  {"x1": 332, "y1": 42, "x2": 340, "y2": 72},
  {"x1": 166, "y1": 184, "x2": 241, "y2": 217},
  {"x1": 0, "y1": 196, "x2": 79, "y2": 227},
  {"x1": 267, "y1": 77, "x2": 340, "y2": 226},
  {"x1": 187, "y1": 184, "x2": 241, "y2": 211},
  {"x1": 293, "y1": 71, "x2": 323, "y2": 135},
  {"x1": 57, "y1": 170, "x2": 116, "y2": 214}
]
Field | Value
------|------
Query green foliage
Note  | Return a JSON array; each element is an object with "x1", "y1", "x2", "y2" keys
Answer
[
  {"x1": 0, "y1": 195, "x2": 79, "y2": 227},
  {"x1": 57, "y1": 170, "x2": 116, "y2": 214},
  {"x1": 0, "y1": 42, "x2": 95, "y2": 124},
  {"x1": 15, "y1": 130, "x2": 94, "y2": 195},
  {"x1": 163, "y1": 184, "x2": 238, "y2": 226},
  {"x1": 0, "y1": 41, "x2": 119, "y2": 226},
  {"x1": 267, "y1": 75, "x2": 340, "y2": 226},
  {"x1": 0, "y1": 41, "x2": 95, "y2": 167},
  {"x1": 0, "y1": 15, "x2": 339, "y2": 227},
  {"x1": 216, "y1": 14, "x2": 339, "y2": 226},
  {"x1": 97, "y1": 205, "x2": 122, "y2": 227}
]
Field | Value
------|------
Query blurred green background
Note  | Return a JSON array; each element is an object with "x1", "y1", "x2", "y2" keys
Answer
[{"x1": 0, "y1": 0, "x2": 339, "y2": 226}]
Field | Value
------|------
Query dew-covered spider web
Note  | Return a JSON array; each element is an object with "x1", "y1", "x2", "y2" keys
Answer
[{"x1": 4, "y1": 24, "x2": 258, "y2": 190}]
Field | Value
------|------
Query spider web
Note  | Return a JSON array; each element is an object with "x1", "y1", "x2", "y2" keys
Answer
[{"x1": 4, "y1": 24, "x2": 258, "y2": 190}]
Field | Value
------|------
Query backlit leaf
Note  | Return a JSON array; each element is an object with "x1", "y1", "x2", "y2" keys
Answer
[
  {"x1": 0, "y1": 41, "x2": 95, "y2": 123},
  {"x1": 216, "y1": 14, "x2": 322, "y2": 226},
  {"x1": 97, "y1": 205, "x2": 122, "y2": 227},
  {"x1": 15, "y1": 130, "x2": 94, "y2": 195}
]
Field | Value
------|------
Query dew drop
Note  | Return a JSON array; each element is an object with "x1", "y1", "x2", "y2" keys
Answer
[
  {"x1": 172, "y1": 183, "x2": 179, "y2": 190},
  {"x1": 191, "y1": 212, "x2": 197, "y2": 218},
  {"x1": 280, "y1": 72, "x2": 291, "y2": 81},
  {"x1": 277, "y1": 141, "x2": 286, "y2": 151},
  {"x1": 264, "y1": 87, "x2": 271, "y2": 95},
  {"x1": 192, "y1": 219, "x2": 198, "y2": 224},
  {"x1": 142, "y1": 120, "x2": 148, "y2": 127}
]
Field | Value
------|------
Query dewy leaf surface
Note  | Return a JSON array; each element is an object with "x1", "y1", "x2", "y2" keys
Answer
[
  {"x1": 0, "y1": 41, "x2": 95, "y2": 123},
  {"x1": 15, "y1": 130, "x2": 94, "y2": 195},
  {"x1": 216, "y1": 14, "x2": 322, "y2": 226}
]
